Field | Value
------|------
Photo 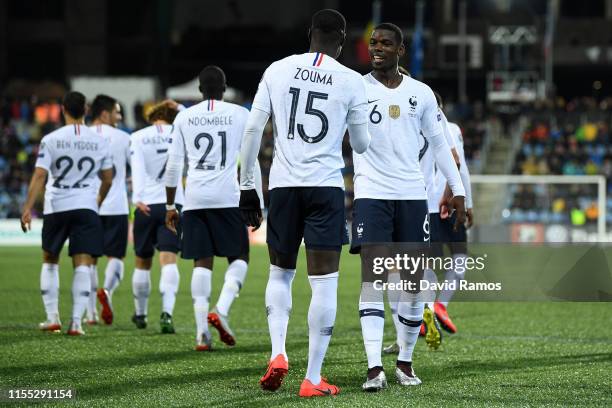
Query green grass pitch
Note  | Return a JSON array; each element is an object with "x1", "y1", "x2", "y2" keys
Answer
[{"x1": 0, "y1": 246, "x2": 610, "y2": 407}]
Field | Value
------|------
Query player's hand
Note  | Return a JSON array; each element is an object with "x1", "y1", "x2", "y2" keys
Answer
[
  {"x1": 448, "y1": 196, "x2": 466, "y2": 232},
  {"x1": 20, "y1": 209, "x2": 32, "y2": 233},
  {"x1": 466, "y1": 208, "x2": 474, "y2": 229},
  {"x1": 239, "y1": 189, "x2": 263, "y2": 231},
  {"x1": 438, "y1": 184, "x2": 453, "y2": 219},
  {"x1": 135, "y1": 202, "x2": 151, "y2": 216},
  {"x1": 165, "y1": 209, "x2": 179, "y2": 235}
]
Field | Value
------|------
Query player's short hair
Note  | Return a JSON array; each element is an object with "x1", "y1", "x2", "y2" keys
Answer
[
  {"x1": 433, "y1": 90, "x2": 443, "y2": 108},
  {"x1": 198, "y1": 65, "x2": 226, "y2": 97},
  {"x1": 62, "y1": 91, "x2": 86, "y2": 119},
  {"x1": 91, "y1": 94, "x2": 117, "y2": 120},
  {"x1": 146, "y1": 101, "x2": 179, "y2": 124},
  {"x1": 374, "y1": 22, "x2": 404, "y2": 45},
  {"x1": 310, "y1": 9, "x2": 346, "y2": 44}
]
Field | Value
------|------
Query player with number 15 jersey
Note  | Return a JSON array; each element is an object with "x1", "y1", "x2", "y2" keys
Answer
[{"x1": 238, "y1": 9, "x2": 370, "y2": 398}]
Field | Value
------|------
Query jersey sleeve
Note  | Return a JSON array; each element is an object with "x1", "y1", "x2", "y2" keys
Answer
[
  {"x1": 421, "y1": 88, "x2": 445, "y2": 139},
  {"x1": 251, "y1": 67, "x2": 273, "y2": 115},
  {"x1": 440, "y1": 111, "x2": 456, "y2": 149},
  {"x1": 35, "y1": 137, "x2": 52, "y2": 172},
  {"x1": 347, "y1": 75, "x2": 368, "y2": 125},
  {"x1": 100, "y1": 138, "x2": 113, "y2": 170},
  {"x1": 130, "y1": 135, "x2": 146, "y2": 204},
  {"x1": 165, "y1": 117, "x2": 186, "y2": 188}
]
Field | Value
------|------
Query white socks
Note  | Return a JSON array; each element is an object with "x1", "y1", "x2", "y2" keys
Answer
[
  {"x1": 305, "y1": 272, "x2": 338, "y2": 385},
  {"x1": 160, "y1": 264, "x2": 180, "y2": 315},
  {"x1": 40, "y1": 263, "x2": 59, "y2": 322},
  {"x1": 72, "y1": 265, "x2": 91, "y2": 325},
  {"x1": 387, "y1": 272, "x2": 402, "y2": 343},
  {"x1": 359, "y1": 282, "x2": 385, "y2": 369},
  {"x1": 132, "y1": 268, "x2": 151, "y2": 316},
  {"x1": 215, "y1": 259, "x2": 248, "y2": 316},
  {"x1": 86, "y1": 265, "x2": 98, "y2": 320},
  {"x1": 397, "y1": 295, "x2": 425, "y2": 363},
  {"x1": 265, "y1": 265, "x2": 296, "y2": 360},
  {"x1": 191, "y1": 267, "x2": 212, "y2": 336},
  {"x1": 103, "y1": 258, "x2": 124, "y2": 297}
]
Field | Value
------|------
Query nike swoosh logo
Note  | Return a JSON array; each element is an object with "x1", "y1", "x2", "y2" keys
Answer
[
  {"x1": 368, "y1": 99, "x2": 380, "y2": 104},
  {"x1": 315, "y1": 388, "x2": 332, "y2": 395}
]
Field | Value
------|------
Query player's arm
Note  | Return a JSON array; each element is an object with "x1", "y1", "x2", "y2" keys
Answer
[
  {"x1": 97, "y1": 141, "x2": 114, "y2": 207},
  {"x1": 21, "y1": 167, "x2": 47, "y2": 232},
  {"x1": 130, "y1": 136, "x2": 150, "y2": 216},
  {"x1": 441, "y1": 111, "x2": 460, "y2": 166},
  {"x1": 456, "y1": 132, "x2": 474, "y2": 228},
  {"x1": 239, "y1": 72, "x2": 272, "y2": 228},
  {"x1": 347, "y1": 76, "x2": 371, "y2": 153},
  {"x1": 423, "y1": 93, "x2": 466, "y2": 230},
  {"x1": 164, "y1": 121, "x2": 185, "y2": 234}
]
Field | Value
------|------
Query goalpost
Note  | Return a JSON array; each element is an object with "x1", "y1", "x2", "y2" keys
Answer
[{"x1": 470, "y1": 174, "x2": 607, "y2": 242}]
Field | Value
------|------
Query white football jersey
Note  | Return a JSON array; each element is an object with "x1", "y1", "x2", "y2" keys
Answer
[
  {"x1": 354, "y1": 73, "x2": 445, "y2": 200},
  {"x1": 35, "y1": 124, "x2": 112, "y2": 214},
  {"x1": 431, "y1": 121, "x2": 470, "y2": 212},
  {"x1": 421, "y1": 110, "x2": 456, "y2": 213},
  {"x1": 89, "y1": 124, "x2": 130, "y2": 215},
  {"x1": 131, "y1": 123, "x2": 184, "y2": 206},
  {"x1": 252, "y1": 52, "x2": 368, "y2": 189},
  {"x1": 169, "y1": 99, "x2": 248, "y2": 210}
]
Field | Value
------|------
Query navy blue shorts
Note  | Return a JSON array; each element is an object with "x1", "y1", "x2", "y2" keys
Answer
[
  {"x1": 181, "y1": 208, "x2": 249, "y2": 260},
  {"x1": 133, "y1": 203, "x2": 181, "y2": 258},
  {"x1": 430, "y1": 212, "x2": 467, "y2": 255},
  {"x1": 100, "y1": 215, "x2": 128, "y2": 258},
  {"x1": 267, "y1": 187, "x2": 348, "y2": 254},
  {"x1": 42, "y1": 209, "x2": 103, "y2": 257},
  {"x1": 350, "y1": 199, "x2": 430, "y2": 254}
]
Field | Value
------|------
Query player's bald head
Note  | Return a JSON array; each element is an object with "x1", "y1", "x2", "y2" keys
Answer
[
  {"x1": 310, "y1": 9, "x2": 346, "y2": 47},
  {"x1": 199, "y1": 65, "x2": 226, "y2": 99}
]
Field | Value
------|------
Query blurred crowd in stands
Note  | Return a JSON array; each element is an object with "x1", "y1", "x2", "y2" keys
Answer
[
  {"x1": 507, "y1": 96, "x2": 612, "y2": 225},
  {"x1": 0, "y1": 93, "x2": 488, "y2": 220}
]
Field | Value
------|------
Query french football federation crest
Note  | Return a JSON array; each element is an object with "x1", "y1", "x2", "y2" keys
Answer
[{"x1": 389, "y1": 105, "x2": 401, "y2": 119}]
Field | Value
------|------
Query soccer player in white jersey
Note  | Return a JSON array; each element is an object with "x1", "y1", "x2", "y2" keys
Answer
[
  {"x1": 20, "y1": 91, "x2": 113, "y2": 336},
  {"x1": 238, "y1": 9, "x2": 371, "y2": 397},
  {"x1": 86, "y1": 94, "x2": 130, "y2": 326},
  {"x1": 130, "y1": 101, "x2": 184, "y2": 333},
  {"x1": 384, "y1": 93, "x2": 461, "y2": 355},
  {"x1": 426, "y1": 97, "x2": 474, "y2": 334},
  {"x1": 165, "y1": 66, "x2": 256, "y2": 350},
  {"x1": 351, "y1": 24, "x2": 465, "y2": 391}
]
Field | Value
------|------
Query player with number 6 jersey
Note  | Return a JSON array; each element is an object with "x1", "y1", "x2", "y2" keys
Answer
[
  {"x1": 239, "y1": 9, "x2": 371, "y2": 397},
  {"x1": 352, "y1": 23, "x2": 465, "y2": 392},
  {"x1": 130, "y1": 101, "x2": 185, "y2": 333},
  {"x1": 21, "y1": 91, "x2": 114, "y2": 336},
  {"x1": 165, "y1": 66, "x2": 255, "y2": 352}
]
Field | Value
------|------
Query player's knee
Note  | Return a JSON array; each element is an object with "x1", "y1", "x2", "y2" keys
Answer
[
  {"x1": 228, "y1": 252, "x2": 249, "y2": 264},
  {"x1": 306, "y1": 248, "x2": 340, "y2": 275},
  {"x1": 135, "y1": 256, "x2": 153, "y2": 270},
  {"x1": 159, "y1": 251, "x2": 177, "y2": 266},
  {"x1": 43, "y1": 251, "x2": 59, "y2": 264},
  {"x1": 269, "y1": 247, "x2": 297, "y2": 269},
  {"x1": 194, "y1": 257, "x2": 213, "y2": 270}
]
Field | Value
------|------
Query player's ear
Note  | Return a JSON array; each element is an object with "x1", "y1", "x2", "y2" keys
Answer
[
  {"x1": 398, "y1": 43, "x2": 406, "y2": 58},
  {"x1": 307, "y1": 27, "x2": 312, "y2": 42}
]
